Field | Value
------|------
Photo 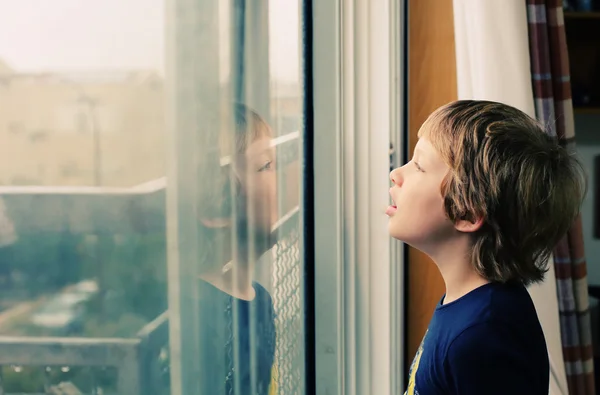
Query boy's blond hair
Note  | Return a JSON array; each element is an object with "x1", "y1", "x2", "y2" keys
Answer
[{"x1": 419, "y1": 100, "x2": 586, "y2": 285}]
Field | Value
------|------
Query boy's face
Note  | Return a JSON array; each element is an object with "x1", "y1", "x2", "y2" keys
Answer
[
  {"x1": 236, "y1": 136, "x2": 278, "y2": 246},
  {"x1": 387, "y1": 137, "x2": 454, "y2": 250}
]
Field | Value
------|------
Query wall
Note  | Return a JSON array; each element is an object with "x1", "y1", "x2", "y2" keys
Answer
[
  {"x1": 407, "y1": 0, "x2": 457, "y2": 366},
  {"x1": 575, "y1": 113, "x2": 600, "y2": 285},
  {"x1": 0, "y1": 70, "x2": 166, "y2": 187}
]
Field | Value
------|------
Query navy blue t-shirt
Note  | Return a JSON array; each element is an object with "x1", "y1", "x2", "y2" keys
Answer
[
  {"x1": 405, "y1": 282, "x2": 549, "y2": 395},
  {"x1": 197, "y1": 280, "x2": 276, "y2": 395}
]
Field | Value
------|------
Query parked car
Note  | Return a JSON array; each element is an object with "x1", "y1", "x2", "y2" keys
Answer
[{"x1": 30, "y1": 280, "x2": 98, "y2": 335}]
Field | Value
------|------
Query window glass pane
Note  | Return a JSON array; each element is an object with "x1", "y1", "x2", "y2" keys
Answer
[
  {"x1": 166, "y1": 1, "x2": 306, "y2": 394},
  {"x1": 268, "y1": 2, "x2": 305, "y2": 395},
  {"x1": 0, "y1": 1, "x2": 167, "y2": 393},
  {"x1": 0, "y1": 0, "x2": 305, "y2": 394}
]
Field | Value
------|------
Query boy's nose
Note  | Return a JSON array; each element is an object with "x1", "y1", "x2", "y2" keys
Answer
[{"x1": 389, "y1": 167, "x2": 403, "y2": 186}]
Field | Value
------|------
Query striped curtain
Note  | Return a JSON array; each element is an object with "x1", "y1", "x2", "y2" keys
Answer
[{"x1": 526, "y1": 1, "x2": 595, "y2": 394}]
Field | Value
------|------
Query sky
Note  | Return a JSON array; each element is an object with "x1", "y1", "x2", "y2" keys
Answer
[{"x1": 0, "y1": 0, "x2": 300, "y2": 82}]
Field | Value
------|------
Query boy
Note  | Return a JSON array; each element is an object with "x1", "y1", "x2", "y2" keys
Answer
[
  {"x1": 194, "y1": 102, "x2": 278, "y2": 395},
  {"x1": 388, "y1": 100, "x2": 586, "y2": 395}
]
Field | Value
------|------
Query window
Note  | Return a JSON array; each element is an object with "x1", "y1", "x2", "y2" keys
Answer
[
  {"x1": 0, "y1": 1, "x2": 307, "y2": 394},
  {"x1": 165, "y1": 1, "x2": 306, "y2": 394}
]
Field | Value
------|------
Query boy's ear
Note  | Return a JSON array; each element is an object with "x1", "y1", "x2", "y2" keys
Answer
[
  {"x1": 200, "y1": 217, "x2": 231, "y2": 229},
  {"x1": 454, "y1": 215, "x2": 484, "y2": 233}
]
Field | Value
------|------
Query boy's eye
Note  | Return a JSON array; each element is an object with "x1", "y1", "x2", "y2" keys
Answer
[
  {"x1": 258, "y1": 160, "x2": 273, "y2": 172},
  {"x1": 414, "y1": 161, "x2": 424, "y2": 172}
]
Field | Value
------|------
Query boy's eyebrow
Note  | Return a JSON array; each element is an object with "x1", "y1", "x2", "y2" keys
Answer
[
  {"x1": 413, "y1": 147, "x2": 426, "y2": 160},
  {"x1": 413, "y1": 148, "x2": 431, "y2": 169}
]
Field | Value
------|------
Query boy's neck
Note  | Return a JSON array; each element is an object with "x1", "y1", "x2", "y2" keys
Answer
[
  {"x1": 429, "y1": 236, "x2": 489, "y2": 305},
  {"x1": 200, "y1": 263, "x2": 256, "y2": 301},
  {"x1": 198, "y1": 241, "x2": 259, "y2": 301},
  {"x1": 439, "y1": 264, "x2": 489, "y2": 304}
]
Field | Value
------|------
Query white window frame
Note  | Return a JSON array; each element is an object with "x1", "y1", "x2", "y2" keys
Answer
[{"x1": 312, "y1": 1, "x2": 405, "y2": 394}]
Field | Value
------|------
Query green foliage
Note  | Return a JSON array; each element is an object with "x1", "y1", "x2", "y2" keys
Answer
[
  {"x1": 86, "y1": 232, "x2": 168, "y2": 323},
  {"x1": 83, "y1": 312, "x2": 148, "y2": 338},
  {"x1": 2, "y1": 230, "x2": 169, "y2": 392},
  {"x1": 2, "y1": 365, "x2": 119, "y2": 394},
  {"x1": 2, "y1": 366, "x2": 45, "y2": 393}
]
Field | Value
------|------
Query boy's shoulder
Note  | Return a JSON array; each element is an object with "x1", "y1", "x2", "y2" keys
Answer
[
  {"x1": 252, "y1": 281, "x2": 274, "y2": 303},
  {"x1": 416, "y1": 282, "x2": 549, "y2": 394},
  {"x1": 443, "y1": 282, "x2": 535, "y2": 319},
  {"x1": 430, "y1": 282, "x2": 541, "y2": 342}
]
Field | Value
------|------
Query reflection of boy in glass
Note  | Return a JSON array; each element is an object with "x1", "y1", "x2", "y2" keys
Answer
[{"x1": 197, "y1": 103, "x2": 278, "y2": 395}]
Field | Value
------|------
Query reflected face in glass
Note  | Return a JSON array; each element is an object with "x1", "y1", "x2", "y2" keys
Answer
[{"x1": 236, "y1": 136, "x2": 278, "y2": 244}]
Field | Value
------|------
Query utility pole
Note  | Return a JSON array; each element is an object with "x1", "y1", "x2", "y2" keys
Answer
[{"x1": 77, "y1": 95, "x2": 102, "y2": 186}]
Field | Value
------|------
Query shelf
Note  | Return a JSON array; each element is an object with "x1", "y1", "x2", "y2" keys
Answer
[
  {"x1": 574, "y1": 107, "x2": 600, "y2": 114},
  {"x1": 564, "y1": 11, "x2": 600, "y2": 19}
]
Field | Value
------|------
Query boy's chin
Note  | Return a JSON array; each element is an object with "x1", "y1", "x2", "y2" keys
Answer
[
  {"x1": 390, "y1": 235, "x2": 413, "y2": 245},
  {"x1": 388, "y1": 228, "x2": 420, "y2": 247},
  {"x1": 388, "y1": 223, "x2": 407, "y2": 242}
]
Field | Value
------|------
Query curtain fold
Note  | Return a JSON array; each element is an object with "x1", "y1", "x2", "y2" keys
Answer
[
  {"x1": 453, "y1": 0, "x2": 536, "y2": 114},
  {"x1": 452, "y1": 0, "x2": 596, "y2": 394},
  {"x1": 526, "y1": 1, "x2": 595, "y2": 394}
]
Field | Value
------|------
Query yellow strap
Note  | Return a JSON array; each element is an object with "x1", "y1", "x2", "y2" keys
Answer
[{"x1": 269, "y1": 363, "x2": 279, "y2": 395}]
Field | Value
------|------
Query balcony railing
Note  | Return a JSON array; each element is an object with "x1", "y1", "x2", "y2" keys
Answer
[
  {"x1": 0, "y1": 311, "x2": 168, "y2": 394},
  {"x1": 0, "y1": 130, "x2": 301, "y2": 394}
]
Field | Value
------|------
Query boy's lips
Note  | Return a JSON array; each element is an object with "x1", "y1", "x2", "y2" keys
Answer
[
  {"x1": 387, "y1": 187, "x2": 398, "y2": 216},
  {"x1": 386, "y1": 205, "x2": 397, "y2": 216}
]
